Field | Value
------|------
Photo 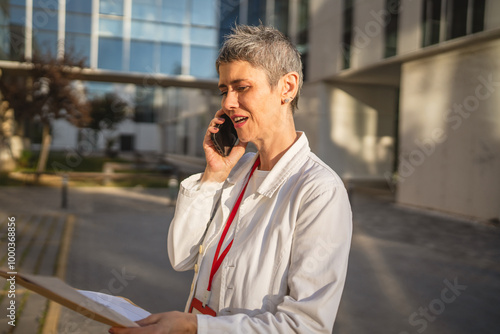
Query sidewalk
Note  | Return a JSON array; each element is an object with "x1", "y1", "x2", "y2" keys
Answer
[{"x1": 0, "y1": 185, "x2": 499, "y2": 334}]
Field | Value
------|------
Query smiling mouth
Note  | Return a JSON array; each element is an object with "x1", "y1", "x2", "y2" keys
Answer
[{"x1": 233, "y1": 116, "x2": 248, "y2": 124}]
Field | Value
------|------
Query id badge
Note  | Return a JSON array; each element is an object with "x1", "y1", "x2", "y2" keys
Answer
[{"x1": 189, "y1": 297, "x2": 216, "y2": 317}]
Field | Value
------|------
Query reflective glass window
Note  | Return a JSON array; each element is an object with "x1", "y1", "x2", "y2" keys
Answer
[
  {"x1": 132, "y1": 0, "x2": 161, "y2": 21},
  {"x1": 130, "y1": 40, "x2": 156, "y2": 73},
  {"x1": 32, "y1": 30, "x2": 57, "y2": 56},
  {"x1": 160, "y1": 43, "x2": 182, "y2": 75},
  {"x1": 472, "y1": 0, "x2": 486, "y2": 33},
  {"x1": 274, "y1": 0, "x2": 289, "y2": 36},
  {"x1": 218, "y1": 0, "x2": 239, "y2": 46},
  {"x1": 9, "y1": 0, "x2": 26, "y2": 5},
  {"x1": 33, "y1": 0, "x2": 58, "y2": 10},
  {"x1": 447, "y1": 0, "x2": 468, "y2": 39},
  {"x1": 131, "y1": 20, "x2": 160, "y2": 41},
  {"x1": 190, "y1": 46, "x2": 216, "y2": 78},
  {"x1": 162, "y1": 0, "x2": 187, "y2": 24},
  {"x1": 66, "y1": 1, "x2": 92, "y2": 13},
  {"x1": 99, "y1": 17, "x2": 123, "y2": 37},
  {"x1": 65, "y1": 33, "x2": 90, "y2": 66},
  {"x1": 98, "y1": 37, "x2": 123, "y2": 71},
  {"x1": 160, "y1": 24, "x2": 184, "y2": 44},
  {"x1": 190, "y1": 27, "x2": 217, "y2": 47},
  {"x1": 135, "y1": 86, "x2": 156, "y2": 123},
  {"x1": 100, "y1": 0, "x2": 124, "y2": 16},
  {"x1": 65, "y1": 12, "x2": 91, "y2": 34},
  {"x1": 9, "y1": 5, "x2": 26, "y2": 25},
  {"x1": 191, "y1": 0, "x2": 216, "y2": 27},
  {"x1": 0, "y1": 10, "x2": 9, "y2": 60},
  {"x1": 422, "y1": 0, "x2": 442, "y2": 46},
  {"x1": 33, "y1": 8, "x2": 58, "y2": 31},
  {"x1": 248, "y1": 0, "x2": 266, "y2": 26}
]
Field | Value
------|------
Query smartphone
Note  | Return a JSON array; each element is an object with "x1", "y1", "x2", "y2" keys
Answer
[{"x1": 211, "y1": 114, "x2": 238, "y2": 157}]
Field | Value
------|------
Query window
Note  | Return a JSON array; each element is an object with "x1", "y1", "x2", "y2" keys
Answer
[
  {"x1": 446, "y1": 0, "x2": 468, "y2": 39},
  {"x1": 274, "y1": 0, "x2": 289, "y2": 36},
  {"x1": 65, "y1": 34, "x2": 90, "y2": 66},
  {"x1": 248, "y1": 0, "x2": 266, "y2": 26},
  {"x1": 130, "y1": 40, "x2": 156, "y2": 73},
  {"x1": 342, "y1": 0, "x2": 354, "y2": 69},
  {"x1": 190, "y1": 27, "x2": 217, "y2": 47},
  {"x1": 132, "y1": 0, "x2": 161, "y2": 21},
  {"x1": 422, "y1": 0, "x2": 442, "y2": 47},
  {"x1": 384, "y1": 0, "x2": 400, "y2": 58},
  {"x1": 162, "y1": 0, "x2": 187, "y2": 24},
  {"x1": 98, "y1": 38, "x2": 123, "y2": 71},
  {"x1": 218, "y1": 0, "x2": 239, "y2": 47},
  {"x1": 33, "y1": 30, "x2": 57, "y2": 57},
  {"x1": 297, "y1": 0, "x2": 309, "y2": 79},
  {"x1": 1, "y1": 4, "x2": 25, "y2": 61},
  {"x1": 99, "y1": 17, "x2": 123, "y2": 37},
  {"x1": 471, "y1": 0, "x2": 485, "y2": 33},
  {"x1": 66, "y1": 1, "x2": 92, "y2": 14},
  {"x1": 33, "y1": 0, "x2": 58, "y2": 10},
  {"x1": 66, "y1": 12, "x2": 91, "y2": 34},
  {"x1": 135, "y1": 87, "x2": 156, "y2": 123},
  {"x1": 32, "y1": 6, "x2": 58, "y2": 57},
  {"x1": 66, "y1": 12, "x2": 91, "y2": 66},
  {"x1": 190, "y1": 46, "x2": 217, "y2": 78},
  {"x1": 131, "y1": 20, "x2": 159, "y2": 41},
  {"x1": 422, "y1": 0, "x2": 486, "y2": 47},
  {"x1": 191, "y1": 0, "x2": 216, "y2": 27},
  {"x1": 160, "y1": 43, "x2": 182, "y2": 75},
  {"x1": 100, "y1": 0, "x2": 124, "y2": 16}
]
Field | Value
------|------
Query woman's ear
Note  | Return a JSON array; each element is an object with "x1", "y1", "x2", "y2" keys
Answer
[{"x1": 281, "y1": 71, "x2": 299, "y2": 102}]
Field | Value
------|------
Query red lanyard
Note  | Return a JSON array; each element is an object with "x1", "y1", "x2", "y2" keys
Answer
[{"x1": 207, "y1": 156, "x2": 260, "y2": 292}]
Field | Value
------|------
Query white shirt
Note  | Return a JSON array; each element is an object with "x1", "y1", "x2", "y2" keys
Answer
[{"x1": 168, "y1": 132, "x2": 352, "y2": 333}]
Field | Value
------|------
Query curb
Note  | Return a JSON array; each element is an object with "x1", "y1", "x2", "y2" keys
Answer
[{"x1": 41, "y1": 214, "x2": 75, "y2": 334}]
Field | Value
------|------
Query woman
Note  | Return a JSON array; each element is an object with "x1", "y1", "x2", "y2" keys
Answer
[{"x1": 111, "y1": 25, "x2": 352, "y2": 334}]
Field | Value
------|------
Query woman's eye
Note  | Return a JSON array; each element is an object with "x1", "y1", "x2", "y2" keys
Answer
[
  {"x1": 219, "y1": 91, "x2": 227, "y2": 96},
  {"x1": 237, "y1": 86, "x2": 249, "y2": 92}
]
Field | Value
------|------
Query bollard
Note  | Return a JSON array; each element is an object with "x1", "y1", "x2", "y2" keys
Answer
[{"x1": 62, "y1": 174, "x2": 68, "y2": 209}]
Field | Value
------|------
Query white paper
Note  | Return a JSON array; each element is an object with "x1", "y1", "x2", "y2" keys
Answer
[{"x1": 77, "y1": 290, "x2": 151, "y2": 322}]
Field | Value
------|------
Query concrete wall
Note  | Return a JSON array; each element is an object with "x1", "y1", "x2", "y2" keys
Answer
[
  {"x1": 350, "y1": 0, "x2": 386, "y2": 69},
  {"x1": 297, "y1": 81, "x2": 397, "y2": 179},
  {"x1": 397, "y1": 38, "x2": 500, "y2": 220},
  {"x1": 485, "y1": 0, "x2": 500, "y2": 30},
  {"x1": 397, "y1": 0, "x2": 423, "y2": 55},
  {"x1": 308, "y1": 0, "x2": 343, "y2": 81}
]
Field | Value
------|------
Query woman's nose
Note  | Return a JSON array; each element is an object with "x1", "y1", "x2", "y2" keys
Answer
[{"x1": 222, "y1": 91, "x2": 239, "y2": 110}]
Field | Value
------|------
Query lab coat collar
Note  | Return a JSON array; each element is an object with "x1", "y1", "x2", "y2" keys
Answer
[{"x1": 227, "y1": 132, "x2": 310, "y2": 198}]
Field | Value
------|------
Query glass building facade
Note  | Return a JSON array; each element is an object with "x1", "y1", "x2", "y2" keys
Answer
[{"x1": 0, "y1": 0, "x2": 307, "y2": 157}]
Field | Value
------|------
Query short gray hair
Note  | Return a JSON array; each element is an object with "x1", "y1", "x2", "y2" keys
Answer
[{"x1": 216, "y1": 25, "x2": 303, "y2": 112}]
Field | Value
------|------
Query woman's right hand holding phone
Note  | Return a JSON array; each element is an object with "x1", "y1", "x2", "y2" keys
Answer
[{"x1": 201, "y1": 109, "x2": 247, "y2": 183}]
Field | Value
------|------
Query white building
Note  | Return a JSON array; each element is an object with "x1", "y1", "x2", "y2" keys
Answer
[{"x1": 299, "y1": 0, "x2": 500, "y2": 221}]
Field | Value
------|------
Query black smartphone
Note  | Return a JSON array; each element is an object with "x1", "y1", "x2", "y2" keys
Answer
[{"x1": 211, "y1": 114, "x2": 238, "y2": 157}]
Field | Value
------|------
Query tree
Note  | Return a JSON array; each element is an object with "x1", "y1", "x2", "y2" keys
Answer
[
  {"x1": 88, "y1": 92, "x2": 128, "y2": 157},
  {"x1": 0, "y1": 51, "x2": 91, "y2": 173}
]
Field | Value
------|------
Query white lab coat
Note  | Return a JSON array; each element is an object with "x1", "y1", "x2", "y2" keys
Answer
[{"x1": 168, "y1": 132, "x2": 352, "y2": 333}]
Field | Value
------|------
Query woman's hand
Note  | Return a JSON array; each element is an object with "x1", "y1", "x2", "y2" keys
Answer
[
  {"x1": 109, "y1": 311, "x2": 197, "y2": 334},
  {"x1": 201, "y1": 109, "x2": 247, "y2": 183}
]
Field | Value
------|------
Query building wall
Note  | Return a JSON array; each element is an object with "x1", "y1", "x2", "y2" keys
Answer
[
  {"x1": 397, "y1": 38, "x2": 500, "y2": 220},
  {"x1": 298, "y1": 81, "x2": 397, "y2": 179},
  {"x1": 485, "y1": 0, "x2": 500, "y2": 30},
  {"x1": 308, "y1": 0, "x2": 342, "y2": 81},
  {"x1": 350, "y1": 0, "x2": 386, "y2": 69},
  {"x1": 397, "y1": 0, "x2": 423, "y2": 55}
]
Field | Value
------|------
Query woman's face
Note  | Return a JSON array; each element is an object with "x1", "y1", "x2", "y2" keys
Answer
[{"x1": 218, "y1": 60, "x2": 284, "y2": 146}]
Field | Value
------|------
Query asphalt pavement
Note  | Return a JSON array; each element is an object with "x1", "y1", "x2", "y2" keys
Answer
[{"x1": 0, "y1": 184, "x2": 499, "y2": 334}]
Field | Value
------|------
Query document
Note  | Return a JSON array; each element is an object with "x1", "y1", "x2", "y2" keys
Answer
[{"x1": 0, "y1": 269, "x2": 151, "y2": 328}]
